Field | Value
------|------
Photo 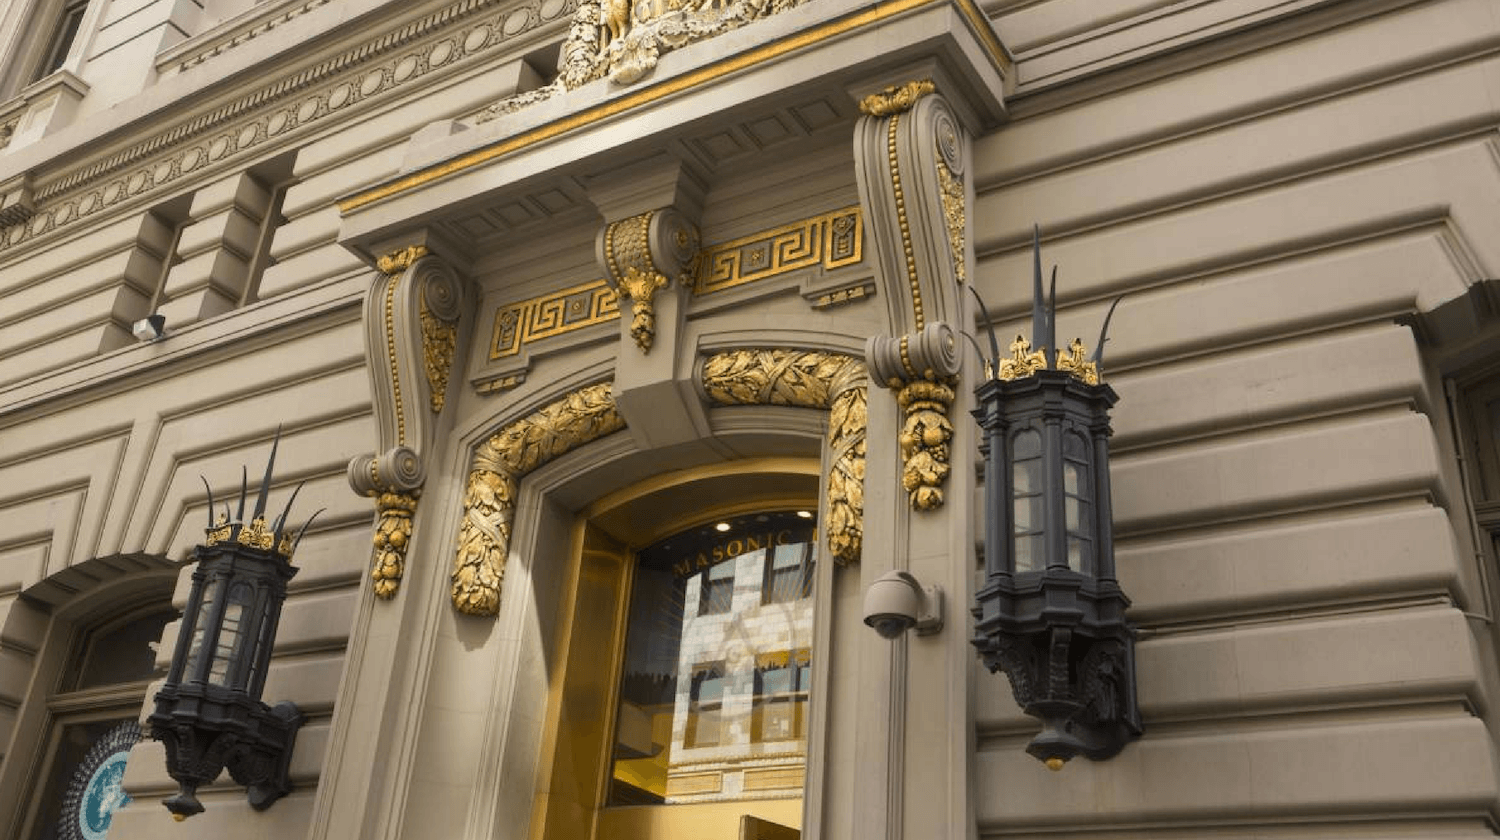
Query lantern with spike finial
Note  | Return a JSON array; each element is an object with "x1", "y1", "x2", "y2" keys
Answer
[
  {"x1": 149, "y1": 431, "x2": 321, "y2": 818},
  {"x1": 969, "y1": 227, "x2": 1140, "y2": 770}
]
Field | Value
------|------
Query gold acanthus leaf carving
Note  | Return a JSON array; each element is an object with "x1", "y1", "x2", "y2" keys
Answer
[
  {"x1": 896, "y1": 378, "x2": 955, "y2": 511},
  {"x1": 453, "y1": 383, "x2": 626, "y2": 616},
  {"x1": 826, "y1": 385, "x2": 867, "y2": 565},
  {"x1": 419, "y1": 298, "x2": 458, "y2": 413},
  {"x1": 701, "y1": 349, "x2": 866, "y2": 564},
  {"x1": 371, "y1": 492, "x2": 419, "y2": 599},
  {"x1": 859, "y1": 79, "x2": 936, "y2": 117},
  {"x1": 936, "y1": 157, "x2": 966, "y2": 286},
  {"x1": 377, "y1": 245, "x2": 429, "y2": 275}
]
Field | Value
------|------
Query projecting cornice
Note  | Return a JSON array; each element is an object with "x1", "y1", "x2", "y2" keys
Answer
[
  {"x1": 337, "y1": 0, "x2": 1011, "y2": 262},
  {"x1": 0, "y1": 0, "x2": 573, "y2": 255}
]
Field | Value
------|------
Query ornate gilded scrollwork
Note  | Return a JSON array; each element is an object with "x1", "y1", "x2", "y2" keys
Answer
[
  {"x1": 700, "y1": 349, "x2": 867, "y2": 564},
  {"x1": 997, "y1": 335, "x2": 1048, "y2": 381},
  {"x1": 858, "y1": 79, "x2": 936, "y2": 118},
  {"x1": 867, "y1": 322, "x2": 961, "y2": 511},
  {"x1": 934, "y1": 110, "x2": 967, "y2": 287},
  {"x1": 453, "y1": 383, "x2": 626, "y2": 615},
  {"x1": 1055, "y1": 337, "x2": 1101, "y2": 385},
  {"x1": 600, "y1": 209, "x2": 699, "y2": 354}
]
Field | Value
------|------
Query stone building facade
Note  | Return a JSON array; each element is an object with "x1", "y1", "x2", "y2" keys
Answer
[{"x1": 1, "y1": 0, "x2": 1499, "y2": 838}]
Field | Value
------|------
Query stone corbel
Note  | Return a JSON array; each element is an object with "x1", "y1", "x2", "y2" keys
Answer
[
  {"x1": 348, "y1": 244, "x2": 472, "y2": 599},
  {"x1": 852, "y1": 77, "x2": 972, "y2": 336},
  {"x1": 867, "y1": 322, "x2": 961, "y2": 511},
  {"x1": 0, "y1": 174, "x2": 35, "y2": 229},
  {"x1": 596, "y1": 208, "x2": 699, "y2": 354}
]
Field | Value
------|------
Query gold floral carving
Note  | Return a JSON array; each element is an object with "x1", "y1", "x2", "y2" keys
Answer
[
  {"x1": 859, "y1": 79, "x2": 936, "y2": 117},
  {"x1": 376, "y1": 245, "x2": 428, "y2": 276},
  {"x1": 371, "y1": 492, "x2": 419, "y2": 598},
  {"x1": 936, "y1": 157, "x2": 966, "y2": 286},
  {"x1": 420, "y1": 298, "x2": 457, "y2": 413},
  {"x1": 896, "y1": 378, "x2": 955, "y2": 511},
  {"x1": 605, "y1": 212, "x2": 666, "y2": 353},
  {"x1": 701, "y1": 349, "x2": 866, "y2": 564},
  {"x1": 453, "y1": 383, "x2": 626, "y2": 615}
]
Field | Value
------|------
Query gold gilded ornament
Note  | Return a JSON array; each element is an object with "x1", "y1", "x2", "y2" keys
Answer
[
  {"x1": 604, "y1": 212, "x2": 668, "y2": 353},
  {"x1": 453, "y1": 383, "x2": 626, "y2": 615},
  {"x1": 997, "y1": 335, "x2": 1047, "y2": 381},
  {"x1": 376, "y1": 245, "x2": 428, "y2": 275},
  {"x1": 701, "y1": 349, "x2": 867, "y2": 564},
  {"x1": 371, "y1": 492, "x2": 419, "y2": 598},
  {"x1": 896, "y1": 378, "x2": 955, "y2": 511},
  {"x1": 419, "y1": 298, "x2": 457, "y2": 413},
  {"x1": 859, "y1": 79, "x2": 936, "y2": 117},
  {"x1": 936, "y1": 157, "x2": 966, "y2": 286},
  {"x1": 1055, "y1": 337, "x2": 1100, "y2": 385}
]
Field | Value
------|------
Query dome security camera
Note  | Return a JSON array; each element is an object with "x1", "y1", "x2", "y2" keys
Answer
[{"x1": 863, "y1": 570, "x2": 943, "y2": 639}]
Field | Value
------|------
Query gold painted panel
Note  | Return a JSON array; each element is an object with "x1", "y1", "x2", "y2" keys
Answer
[{"x1": 693, "y1": 206, "x2": 862, "y2": 296}]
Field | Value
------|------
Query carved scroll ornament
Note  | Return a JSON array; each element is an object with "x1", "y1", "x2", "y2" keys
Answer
[
  {"x1": 453, "y1": 383, "x2": 626, "y2": 615},
  {"x1": 600, "y1": 209, "x2": 699, "y2": 353},
  {"x1": 701, "y1": 349, "x2": 867, "y2": 565}
]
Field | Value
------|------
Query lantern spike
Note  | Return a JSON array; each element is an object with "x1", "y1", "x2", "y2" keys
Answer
[
  {"x1": 968, "y1": 285, "x2": 1002, "y2": 375},
  {"x1": 1090, "y1": 296, "x2": 1123, "y2": 367},
  {"x1": 1030, "y1": 225, "x2": 1045, "y2": 364},
  {"x1": 272, "y1": 481, "x2": 305, "y2": 535},
  {"x1": 959, "y1": 331, "x2": 990, "y2": 379},
  {"x1": 200, "y1": 477, "x2": 215, "y2": 528},
  {"x1": 291, "y1": 508, "x2": 327, "y2": 554},
  {"x1": 253, "y1": 426, "x2": 282, "y2": 520},
  {"x1": 1042, "y1": 265, "x2": 1058, "y2": 368},
  {"x1": 236, "y1": 466, "x2": 248, "y2": 522}
]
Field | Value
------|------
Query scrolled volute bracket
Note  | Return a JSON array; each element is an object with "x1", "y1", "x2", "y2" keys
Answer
[{"x1": 866, "y1": 321, "x2": 960, "y2": 511}]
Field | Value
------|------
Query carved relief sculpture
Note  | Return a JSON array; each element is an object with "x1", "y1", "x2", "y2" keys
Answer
[
  {"x1": 700, "y1": 349, "x2": 867, "y2": 564},
  {"x1": 453, "y1": 383, "x2": 627, "y2": 615},
  {"x1": 480, "y1": 0, "x2": 805, "y2": 118}
]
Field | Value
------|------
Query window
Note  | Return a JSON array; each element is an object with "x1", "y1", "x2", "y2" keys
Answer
[
  {"x1": 607, "y1": 510, "x2": 817, "y2": 807},
  {"x1": 751, "y1": 649, "x2": 810, "y2": 743},
  {"x1": 34, "y1": 0, "x2": 88, "y2": 81},
  {"x1": 1458, "y1": 373, "x2": 1500, "y2": 556},
  {"x1": 761, "y1": 537, "x2": 813, "y2": 605},
  {"x1": 20, "y1": 603, "x2": 174, "y2": 840}
]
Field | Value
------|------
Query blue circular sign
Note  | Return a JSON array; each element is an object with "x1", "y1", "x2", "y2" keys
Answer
[{"x1": 79, "y1": 752, "x2": 131, "y2": 840}]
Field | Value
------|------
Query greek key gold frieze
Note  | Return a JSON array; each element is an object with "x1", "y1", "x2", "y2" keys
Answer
[
  {"x1": 701, "y1": 349, "x2": 866, "y2": 565},
  {"x1": 453, "y1": 383, "x2": 626, "y2": 616},
  {"x1": 488, "y1": 280, "x2": 620, "y2": 360},
  {"x1": 693, "y1": 206, "x2": 863, "y2": 296}
]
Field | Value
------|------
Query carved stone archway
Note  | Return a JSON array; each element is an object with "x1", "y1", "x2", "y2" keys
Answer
[{"x1": 449, "y1": 348, "x2": 867, "y2": 616}]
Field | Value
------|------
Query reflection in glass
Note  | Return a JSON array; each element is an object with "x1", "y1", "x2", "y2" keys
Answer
[
  {"x1": 1012, "y1": 429, "x2": 1043, "y2": 573},
  {"x1": 609, "y1": 511, "x2": 816, "y2": 806}
]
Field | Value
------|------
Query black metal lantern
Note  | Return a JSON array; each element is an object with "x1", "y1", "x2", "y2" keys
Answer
[
  {"x1": 970, "y1": 230, "x2": 1141, "y2": 770},
  {"x1": 149, "y1": 436, "x2": 318, "y2": 818}
]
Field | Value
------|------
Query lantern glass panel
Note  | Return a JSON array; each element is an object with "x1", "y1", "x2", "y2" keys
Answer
[
  {"x1": 184, "y1": 578, "x2": 222, "y2": 680},
  {"x1": 1012, "y1": 429, "x2": 1044, "y2": 573},
  {"x1": 1064, "y1": 432, "x2": 1094, "y2": 574},
  {"x1": 209, "y1": 582, "x2": 254, "y2": 687}
]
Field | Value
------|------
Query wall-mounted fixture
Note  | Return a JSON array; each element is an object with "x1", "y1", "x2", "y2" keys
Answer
[
  {"x1": 969, "y1": 228, "x2": 1140, "y2": 770},
  {"x1": 131, "y1": 314, "x2": 166, "y2": 341},
  {"x1": 148, "y1": 434, "x2": 320, "y2": 818},
  {"x1": 863, "y1": 570, "x2": 944, "y2": 639}
]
